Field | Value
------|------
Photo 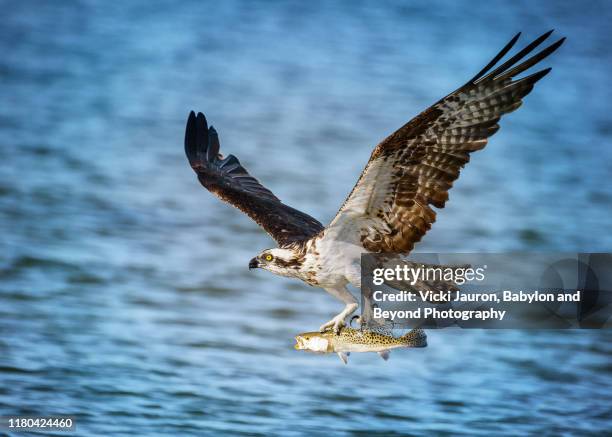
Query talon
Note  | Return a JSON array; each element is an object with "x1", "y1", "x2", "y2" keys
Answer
[
  {"x1": 319, "y1": 319, "x2": 334, "y2": 333},
  {"x1": 320, "y1": 315, "x2": 347, "y2": 334},
  {"x1": 333, "y1": 317, "x2": 346, "y2": 334}
]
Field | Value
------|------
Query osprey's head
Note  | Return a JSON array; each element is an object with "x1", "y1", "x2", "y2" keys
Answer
[{"x1": 249, "y1": 248, "x2": 302, "y2": 277}]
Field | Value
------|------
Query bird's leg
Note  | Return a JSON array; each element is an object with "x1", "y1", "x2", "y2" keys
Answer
[{"x1": 320, "y1": 287, "x2": 358, "y2": 334}]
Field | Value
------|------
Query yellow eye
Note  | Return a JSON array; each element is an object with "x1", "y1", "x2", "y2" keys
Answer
[{"x1": 265, "y1": 254, "x2": 273, "y2": 261}]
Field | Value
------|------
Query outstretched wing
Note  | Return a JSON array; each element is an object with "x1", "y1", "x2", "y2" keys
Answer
[
  {"x1": 185, "y1": 111, "x2": 323, "y2": 247},
  {"x1": 324, "y1": 31, "x2": 565, "y2": 253}
]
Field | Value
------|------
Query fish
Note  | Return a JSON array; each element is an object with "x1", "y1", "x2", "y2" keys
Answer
[{"x1": 294, "y1": 327, "x2": 427, "y2": 364}]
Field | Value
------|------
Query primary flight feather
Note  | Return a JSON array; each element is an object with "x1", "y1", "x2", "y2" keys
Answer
[{"x1": 185, "y1": 31, "x2": 565, "y2": 333}]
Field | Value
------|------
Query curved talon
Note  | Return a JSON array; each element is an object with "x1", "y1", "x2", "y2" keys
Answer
[
  {"x1": 332, "y1": 317, "x2": 345, "y2": 334},
  {"x1": 349, "y1": 315, "x2": 362, "y2": 329},
  {"x1": 319, "y1": 318, "x2": 335, "y2": 333},
  {"x1": 320, "y1": 314, "x2": 347, "y2": 334},
  {"x1": 319, "y1": 321, "x2": 332, "y2": 333}
]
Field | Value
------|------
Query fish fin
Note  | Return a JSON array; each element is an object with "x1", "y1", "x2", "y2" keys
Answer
[
  {"x1": 337, "y1": 352, "x2": 349, "y2": 364},
  {"x1": 400, "y1": 328, "x2": 428, "y2": 348},
  {"x1": 378, "y1": 350, "x2": 390, "y2": 361}
]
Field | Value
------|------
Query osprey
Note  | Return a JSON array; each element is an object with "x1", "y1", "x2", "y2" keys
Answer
[{"x1": 184, "y1": 31, "x2": 564, "y2": 333}]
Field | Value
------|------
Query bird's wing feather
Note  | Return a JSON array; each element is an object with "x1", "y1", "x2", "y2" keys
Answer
[
  {"x1": 323, "y1": 31, "x2": 564, "y2": 253},
  {"x1": 185, "y1": 111, "x2": 323, "y2": 247}
]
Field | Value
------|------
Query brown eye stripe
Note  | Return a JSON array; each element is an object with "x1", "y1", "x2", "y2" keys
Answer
[{"x1": 274, "y1": 257, "x2": 302, "y2": 268}]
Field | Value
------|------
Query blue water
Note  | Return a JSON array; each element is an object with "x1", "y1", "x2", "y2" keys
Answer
[{"x1": 1, "y1": 1, "x2": 611, "y2": 435}]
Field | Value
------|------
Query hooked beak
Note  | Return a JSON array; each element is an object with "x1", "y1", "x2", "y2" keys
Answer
[{"x1": 248, "y1": 257, "x2": 259, "y2": 270}]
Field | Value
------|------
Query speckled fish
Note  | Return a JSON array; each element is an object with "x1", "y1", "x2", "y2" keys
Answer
[{"x1": 294, "y1": 327, "x2": 427, "y2": 364}]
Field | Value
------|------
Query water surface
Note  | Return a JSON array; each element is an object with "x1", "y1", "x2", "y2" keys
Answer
[{"x1": 1, "y1": 1, "x2": 611, "y2": 435}]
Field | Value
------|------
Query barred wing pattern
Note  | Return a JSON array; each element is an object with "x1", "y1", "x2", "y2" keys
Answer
[
  {"x1": 185, "y1": 111, "x2": 323, "y2": 247},
  {"x1": 325, "y1": 31, "x2": 564, "y2": 253}
]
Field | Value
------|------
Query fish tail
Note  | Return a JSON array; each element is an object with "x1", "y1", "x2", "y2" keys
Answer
[{"x1": 400, "y1": 328, "x2": 427, "y2": 347}]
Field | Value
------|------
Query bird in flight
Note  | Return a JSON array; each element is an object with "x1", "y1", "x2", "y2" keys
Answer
[{"x1": 185, "y1": 31, "x2": 564, "y2": 333}]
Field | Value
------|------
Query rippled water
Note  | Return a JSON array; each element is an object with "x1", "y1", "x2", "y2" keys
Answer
[{"x1": 1, "y1": 1, "x2": 611, "y2": 435}]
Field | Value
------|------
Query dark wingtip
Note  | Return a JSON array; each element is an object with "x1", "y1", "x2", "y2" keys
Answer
[
  {"x1": 196, "y1": 112, "x2": 208, "y2": 131},
  {"x1": 195, "y1": 112, "x2": 208, "y2": 152},
  {"x1": 508, "y1": 31, "x2": 522, "y2": 49},
  {"x1": 469, "y1": 31, "x2": 522, "y2": 83},
  {"x1": 538, "y1": 66, "x2": 553, "y2": 78},
  {"x1": 196, "y1": 111, "x2": 207, "y2": 121},
  {"x1": 476, "y1": 29, "x2": 561, "y2": 84},
  {"x1": 185, "y1": 111, "x2": 197, "y2": 167},
  {"x1": 494, "y1": 34, "x2": 565, "y2": 81},
  {"x1": 185, "y1": 111, "x2": 210, "y2": 169},
  {"x1": 546, "y1": 37, "x2": 566, "y2": 57},
  {"x1": 207, "y1": 125, "x2": 220, "y2": 161},
  {"x1": 510, "y1": 32, "x2": 522, "y2": 47}
]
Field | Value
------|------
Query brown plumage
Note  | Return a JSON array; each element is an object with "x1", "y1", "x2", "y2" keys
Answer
[
  {"x1": 186, "y1": 31, "x2": 564, "y2": 256},
  {"x1": 185, "y1": 31, "x2": 564, "y2": 335},
  {"x1": 327, "y1": 30, "x2": 565, "y2": 253},
  {"x1": 184, "y1": 112, "x2": 323, "y2": 247}
]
